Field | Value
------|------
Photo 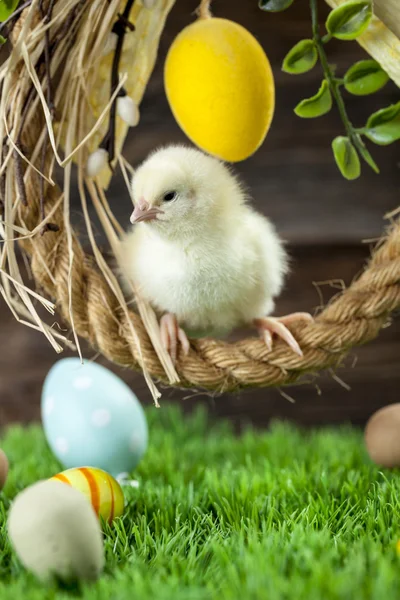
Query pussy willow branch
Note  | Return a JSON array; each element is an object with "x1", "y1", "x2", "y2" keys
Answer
[
  {"x1": 100, "y1": 0, "x2": 135, "y2": 168},
  {"x1": 309, "y1": 0, "x2": 365, "y2": 156}
]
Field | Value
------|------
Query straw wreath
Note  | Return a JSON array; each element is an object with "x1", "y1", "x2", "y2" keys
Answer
[{"x1": 0, "y1": 0, "x2": 399, "y2": 403}]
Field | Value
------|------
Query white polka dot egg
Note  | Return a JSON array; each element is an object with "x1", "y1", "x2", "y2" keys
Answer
[{"x1": 41, "y1": 358, "x2": 148, "y2": 477}]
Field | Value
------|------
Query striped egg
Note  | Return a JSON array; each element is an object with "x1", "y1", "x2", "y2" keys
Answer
[{"x1": 50, "y1": 467, "x2": 124, "y2": 524}]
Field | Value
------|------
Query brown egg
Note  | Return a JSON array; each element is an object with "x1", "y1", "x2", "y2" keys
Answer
[
  {"x1": 0, "y1": 448, "x2": 9, "y2": 490},
  {"x1": 365, "y1": 404, "x2": 400, "y2": 468}
]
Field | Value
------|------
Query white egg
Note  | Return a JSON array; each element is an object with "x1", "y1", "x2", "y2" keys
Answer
[
  {"x1": 8, "y1": 480, "x2": 104, "y2": 583},
  {"x1": 41, "y1": 359, "x2": 148, "y2": 477}
]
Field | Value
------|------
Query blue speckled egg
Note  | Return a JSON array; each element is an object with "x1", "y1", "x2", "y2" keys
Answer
[{"x1": 41, "y1": 358, "x2": 148, "y2": 477}]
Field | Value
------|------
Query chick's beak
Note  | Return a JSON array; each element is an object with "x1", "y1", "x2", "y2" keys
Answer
[{"x1": 130, "y1": 199, "x2": 164, "y2": 224}]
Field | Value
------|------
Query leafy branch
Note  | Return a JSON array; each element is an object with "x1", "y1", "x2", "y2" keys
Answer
[{"x1": 259, "y1": 0, "x2": 400, "y2": 180}]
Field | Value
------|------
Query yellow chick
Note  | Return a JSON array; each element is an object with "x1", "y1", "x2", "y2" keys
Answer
[{"x1": 120, "y1": 145, "x2": 312, "y2": 362}]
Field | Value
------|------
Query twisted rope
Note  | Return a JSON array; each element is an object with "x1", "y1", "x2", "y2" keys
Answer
[{"x1": 11, "y1": 2, "x2": 400, "y2": 393}]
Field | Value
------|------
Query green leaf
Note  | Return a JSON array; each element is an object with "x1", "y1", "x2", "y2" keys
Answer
[
  {"x1": 0, "y1": 0, "x2": 20, "y2": 22},
  {"x1": 332, "y1": 136, "x2": 361, "y2": 180},
  {"x1": 259, "y1": 0, "x2": 294, "y2": 12},
  {"x1": 365, "y1": 102, "x2": 400, "y2": 145},
  {"x1": 0, "y1": 34, "x2": 6, "y2": 45},
  {"x1": 294, "y1": 80, "x2": 332, "y2": 118},
  {"x1": 326, "y1": 1, "x2": 372, "y2": 41},
  {"x1": 355, "y1": 135, "x2": 379, "y2": 173},
  {"x1": 282, "y1": 39, "x2": 318, "y2": 75},
  {"x1": 344, "y1": 60, "x2": 389, "y2": 95}
]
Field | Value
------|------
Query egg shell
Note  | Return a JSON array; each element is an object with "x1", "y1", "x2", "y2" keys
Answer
[
  {"x1": 164, "y1": 18, "x2": 275, "y2": 162},
  {"x1": 41, "y1": 358, "x2": 148, "y2": 477},
  {"x1": 0, "y1": 448, "x2": 8, "y2": 490},
  {"x1": 50, "y1": 467, "x2": 124, "y2": 524},
  {"x1": 365, "y1": 403, "x2": 400, "y2": 468},
  {"x1": 8, "y1": 480, "x2": 104, "y2": 583}
]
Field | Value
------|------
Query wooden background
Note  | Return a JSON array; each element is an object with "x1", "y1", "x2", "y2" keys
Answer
[{"x1": 1, "y1": 0, "x2": 399, "y2": 428}]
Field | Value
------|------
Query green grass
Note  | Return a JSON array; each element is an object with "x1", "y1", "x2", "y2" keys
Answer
[{"x1": 1, "y1": 405, "x2": 400, "y2": 599}]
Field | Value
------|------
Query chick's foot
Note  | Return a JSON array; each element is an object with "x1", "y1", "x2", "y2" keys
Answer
[
  {"x1": 254, "y1": 312, "x2": 313, "y2": 357},
  {"x1": 160, "y1": 313, "x2": 190, "y2": 364}
]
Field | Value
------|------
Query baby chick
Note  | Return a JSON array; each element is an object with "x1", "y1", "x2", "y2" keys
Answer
[{"x1": 120, "y1": 145, "x2": 312, "y2": 363}]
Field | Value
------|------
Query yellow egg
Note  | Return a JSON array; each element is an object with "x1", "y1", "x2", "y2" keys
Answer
[
  {"x1": 50, "y1": 467, "x2": 124, "y2": 524},
  {"x1": 164, "y1": 17, "x2": 275, "y2": 162}
]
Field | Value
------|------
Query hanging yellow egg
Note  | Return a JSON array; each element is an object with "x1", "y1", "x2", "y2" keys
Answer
[
  {"x1": 50, "y1": 467, "x2": 124, "y2": 524},
  {"x1": 164, "y1": 17, "x2": 275, "y2": 162}
]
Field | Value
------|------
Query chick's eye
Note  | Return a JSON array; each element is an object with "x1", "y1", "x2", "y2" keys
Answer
[{"x1": 163, "y1": 191, "x2": 177, "y2": 202}]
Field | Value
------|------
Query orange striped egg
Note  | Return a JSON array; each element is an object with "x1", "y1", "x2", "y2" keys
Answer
[{"x1": 50, "y1": 467, "x2": 124, "y2": 524}]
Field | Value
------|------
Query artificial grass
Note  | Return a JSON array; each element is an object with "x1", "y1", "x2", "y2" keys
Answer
[{"x1": 0, "y1": 405, "x2": 400, "y2": 599}]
